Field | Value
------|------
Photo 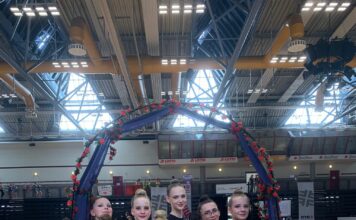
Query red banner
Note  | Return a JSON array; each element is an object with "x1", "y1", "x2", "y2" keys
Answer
[
  {"x1": 329, "y1": 170, "x2": 339, "y2": 190},
  {"x1": 113, "y1": 176, "x2": 123, "y2": 196},
  {"x1": 125, "y1": 184, "x2": 142, "y2": 196}
]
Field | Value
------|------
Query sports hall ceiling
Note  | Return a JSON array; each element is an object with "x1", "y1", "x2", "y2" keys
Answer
[{"x1": 0, "y1": 0, "x2": 355, "y2": 141}]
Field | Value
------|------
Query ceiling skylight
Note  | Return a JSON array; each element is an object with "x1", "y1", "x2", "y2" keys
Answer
[
  {"x1": 35, "y1": 25, "x2": 54, "y2": 51},
  {"x1": 285, "y1": 82, "x2": 342, "y2": 127},
  {"x1": 60, "y1": 74, "x2": 112, "y2": 131},
  {"x1": 173, "y1": 70, "x2": 229, "y2": 128}
]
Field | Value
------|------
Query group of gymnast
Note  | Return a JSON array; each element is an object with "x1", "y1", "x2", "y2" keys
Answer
[{"x1": 90, "y1": 180, "x2": 251, "y2": 220}]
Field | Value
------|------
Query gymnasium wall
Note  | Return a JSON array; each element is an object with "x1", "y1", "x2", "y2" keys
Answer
[{"x1": 1, "y1": 140, "x2": 356, "y2": 183}]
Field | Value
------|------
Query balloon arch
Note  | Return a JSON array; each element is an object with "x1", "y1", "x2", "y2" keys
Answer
[{"x1": 68, "y1": 100, "x2": 281, "y2": 220}]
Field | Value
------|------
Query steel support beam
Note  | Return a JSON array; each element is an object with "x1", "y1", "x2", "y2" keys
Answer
[
  {"x1": 0, "y1": 14, "x2": 85, "y2": 133},
  {"x1": 323, "y1": 105, "x2": 356, "y2": 127},
  {"x1": 330, "y1": 8, "x2": 356, "y2": 39},
  {"x1": 84, "y1": 0, "x2": 111, "y2": 57},
  {"x1": 213, "y1": 0, "x2": 265, "y2": 106},
  {"x1": 99, "y1": 0, "x2": 140, "y2": 109},
  {"x1": 248, "y1": 10, "x2": 314, "y2": 104},
  {"x1": 203, "y1": 0, "x2": 264, "y2": 129},
  {"x1": 195, "y1": 41, "x2": 226, "y2": 68},
  {"x1": 141, "y1": 0, "x2": 162, "y2": 105},
  {"x1": 151, "y1": 74, "x2": 162, "y2": 102},
  {"x1": 140, "y1": 0, "x2": 160, "y2": 56},
  {"x1": 111, "y1": 74, "x2": 131, "y2": 107},
  {"x1": 247, "y1": 68, "x2": 274, "y2": 103},
  {"x1": 0, "y1": 48, "x2": 86, "y2": 134},
  {"x1": 85, "y1": 0, "x2": 140, "y2": 107},
  {"x1": 278, "y1": 71, "x2": 305, "y2": 102},
  {"x1": 195, "y1": 0, "x2": 246, "y2": 42},
  {"x1": 206, "y1": 0, "x2": 227, "y2": 58}
]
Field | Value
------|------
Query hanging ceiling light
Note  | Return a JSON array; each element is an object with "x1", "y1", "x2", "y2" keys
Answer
[
  {"x1": 160, "y1": 58, "x2": 188, "y2": 65},
  {"x1": 287, "y1": 14, "x2": 306, "y2": 53},
  {"x1": 9, "y1": 4, "x2": 60, "y2": 17},
  {"x1": 68, "y1": 43, "x2": 87, "y2": 56},
  {"x1": 52, "y1": 61, "x2": 89, "y2": 68},
  {"x1": 68, "y1": 18, "x2": 87, "y2": 56},
  {"x1": 301, "y1": 1, "x2": 350, "y2": 12},
  {"x1": 304, "y1": 38, "x2": 356, "y2": 80},
  {"x1": 158, "y1": 3, "x2": 205, "y2": 15}
]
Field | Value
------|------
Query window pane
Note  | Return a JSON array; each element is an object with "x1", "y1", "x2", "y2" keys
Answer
[
  {"x1": 216, "y1": 140, "x2": 227, "y2": 157},
  {"x1": 171, "y1": 141, "x2": 180, "y2": 159},
  {"x1": 335, "y1": 138, "x2": 347, "y2": 154},
  {"x1": 347, "y1": 137, "x2": 356, "y2": 154},
  {"x1": 259, "y1": 137, "x2": 273, "y2": 151},
  {"x1": 323, "y1": 137, "x2": 336, "y2": 154},
  {"x1": 182, "y1": 141, "x2": 193, "y2": 158},
  {"x1": 274, "y1": 136, "x2": 290, "y2": 153},
  {"x1": 60, "y1": 73, "x2": 112, "y2": 131},
  {"x1": 227, "y1": 140, "x2": 237, "y2": 157},
  {"x1": 193, "y1": 141, "x2": 204, "y2": 158},
  {"x1": 206, "y1": 141, "x2": 216, "y2": 158},
  {"x1": 285, "y1": 82, "x2": 342, "y2": 127},
  {"x1": 158, "y1": 141, "x2": 170, "y2": 159}
]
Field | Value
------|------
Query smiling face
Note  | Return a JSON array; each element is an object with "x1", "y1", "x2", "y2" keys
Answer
[
  {"x1": 228, "y1": 196, "x2": 250, "y2": 220},
  {"x1": 200, "y1": 202, "x2": 220, "y2": 220},
  {"x1": 131, "y1": 197, "x2": 151, "y2": 220},
  {"x1": 90, "y1": 198, "x2": 113, "y2": 220},
  {"x1": 166, "y1": 186, "x2": 187, "y2": 215}
]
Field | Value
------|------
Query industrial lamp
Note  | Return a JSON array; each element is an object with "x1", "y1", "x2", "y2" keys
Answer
[
  {"x1": 304, "y1": 38, "x2": 356, "y2": 80},
  {"x1": 10, "y1": 4, "x2": 60, "y2": 17},
  {"x1": 287, "y1": 14, "x2": 306, "y2": 53}
]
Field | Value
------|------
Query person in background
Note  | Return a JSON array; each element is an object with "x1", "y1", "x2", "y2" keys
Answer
[
  {"x1": 125, "y1": 211, "x2": 133, "y2": 220},
  {"x1": 228, "y1": 190, "x2": 251, "y2": 220},
  {"x1": 248, "y1": 175, "x2": 254, "y2": 194},
  {"x1": 154, "y1": 209, "x2": 168, "y2": 220},
  {"x1": 0, "y1": 184, "x2": 4, "y2": 199},
  {"x1": 196, "y1": 195, "x2": 220, "y2": 220},
  {"x1": 166, "y1": 180, "x2": 189, "y2": 220},
  {"x1": 90, "y1": 196, "x2": 113, "y2": 220},
  {"x1": 131, "y1": 188, "x2": 151, "y2": 220}
]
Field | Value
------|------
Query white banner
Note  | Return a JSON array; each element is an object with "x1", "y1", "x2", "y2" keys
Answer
[
  {"x1": 298, "y1": 182, "x2": 314, "y2": 220},
  {"x1": 289, "y1": 154, "x2": 356, "y2": 161},
  {"x1": 159, "y1": 157, "x2": 238, "y2": 166},
  {"x1": 97, "y1": 185, "x2": 112, "y2": 196},
  {"x1": 182, "y1": 174, "x2": 192, "y2": 210},
  {"x1": 279, "y1": 200, "x2": 291, "y2": 217},
  {"x1": 216, "y1": 183, "x2": 247, "y2": 194},
  {"x1": 150, "y1": 187, "x2": 167, "y2": 216}
]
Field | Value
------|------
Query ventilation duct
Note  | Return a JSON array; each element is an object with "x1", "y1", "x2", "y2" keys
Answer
[
  {"x1": 0, "y1": 18, "x2": 355, "y2": 75},
  {"x1": 264, "y1": 25, "x2": 291, "y2": 63},
  {"x1": 1, "y1": 55, "x2": 355, "y2": 76},
  {"x1": 0, "y1": 74, "x2": 36, "y2": 114},
  {"x1": 69, "y1": 17, "x2": 102, "y2": 65},
  {"x1": 287, "y1": 14, "x2": 306, "y2": 53}
]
